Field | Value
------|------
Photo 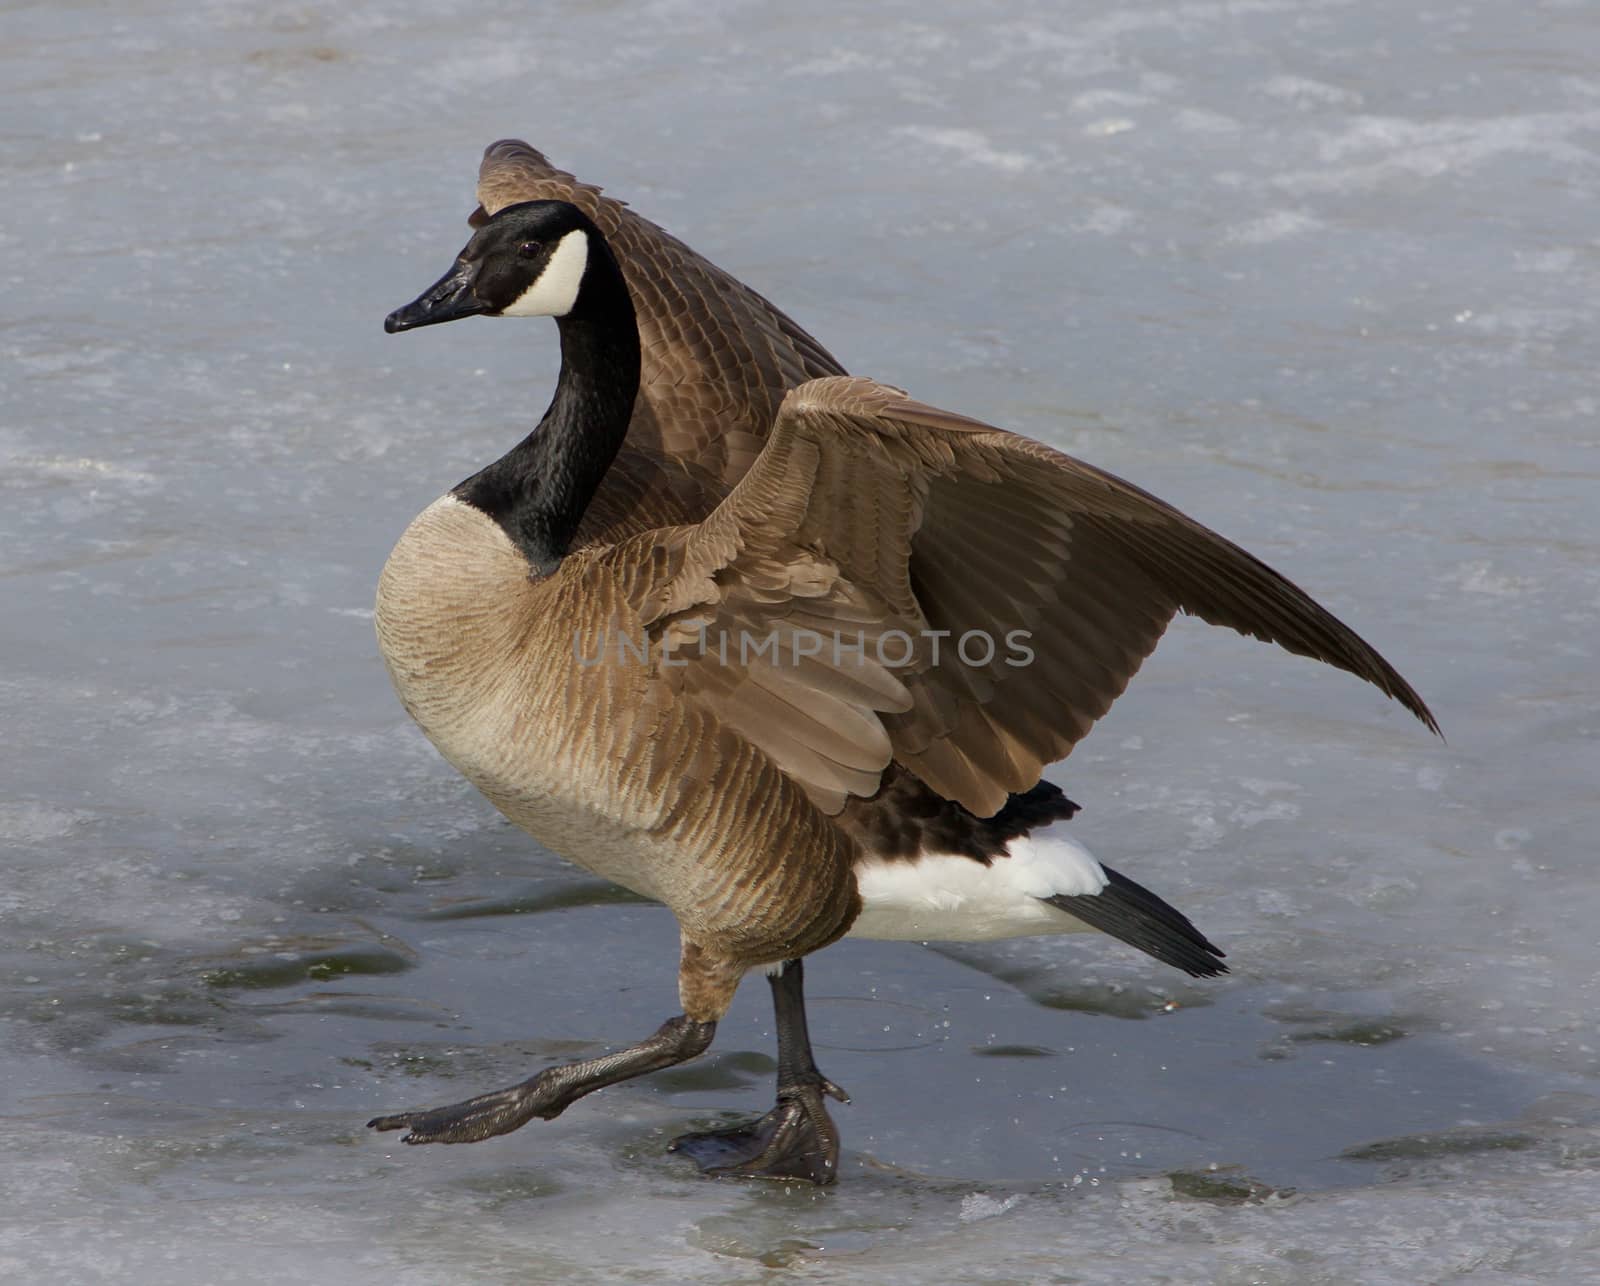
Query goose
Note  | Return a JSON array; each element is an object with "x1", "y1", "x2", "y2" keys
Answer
[{"x1": 367, "y1": 198, "x2": 1438, "y2": 1184}]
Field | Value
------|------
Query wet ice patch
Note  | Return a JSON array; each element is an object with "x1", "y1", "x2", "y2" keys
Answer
[
  {"x1": 1174, "y1": 107, "x2": 1239, "y2": 134},
  {"x1": 1070, "y1": 88, "x2": 1152, "y2": 112},
  {"x1": 1514, "y1": 247, "x2": 1578, "y2": 274},
  {"x1": 1444, "y1": 560, "x2": 1532, "y2": 597},
  {"x1": 785, "y1": 49, "x2": 885, "y2": 76},
  {"x1": 1275, "y1": 109, "x2": 1600, "y2": 193},
  {"x1": 1073, "y1": 204, "x2": 1138, "y2": 235},
  {"x1": 1082, "y1": 118, "x2": 1137, "y2": 137},
  {"x1": 895, "y1": 126, "x2": 1033, "y2": 172},
  {"x1": 5, "y1": 456, "x2": 156, "y2": 485},
  {"x1": 1415, "y1": 763, "x2": 1447, "y2": 792},
  {"x1": 1230, "y1": 778, "x2": 1302, "y2": 828},
  {"x1": 1224, "y1": 209, "x2": 1321, "y2": 244},
  {"x1": 0, "y1": 802, "x2": 88, "y2": 844},
  {"x1": 959, "y1": 1192, "x2": 1023, "y2": 1222},
  {"x1": 1260, "y1": 74, "x2": 1363, "y2": 108}
]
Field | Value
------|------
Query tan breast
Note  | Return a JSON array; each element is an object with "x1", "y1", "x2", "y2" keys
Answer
[
  {"x1": 376, "y1": 496, "x2": 659, "y2": 886},
  {"x1": 374, "y1": 495, "x2": 861, "y2": 961}
]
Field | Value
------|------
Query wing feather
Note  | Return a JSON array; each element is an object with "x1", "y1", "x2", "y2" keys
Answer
[{"x1": 605, "y1": 375, "x2": 1435, "y2": 816}]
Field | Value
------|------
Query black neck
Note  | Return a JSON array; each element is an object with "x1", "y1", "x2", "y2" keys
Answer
[{"x1": 455, "y1": 249, "x2": 640, "y2": 574}]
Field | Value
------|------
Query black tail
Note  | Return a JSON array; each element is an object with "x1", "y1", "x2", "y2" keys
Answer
[{"x1": 1043, "y1": 865, "x2": 1228, "y2": 978}]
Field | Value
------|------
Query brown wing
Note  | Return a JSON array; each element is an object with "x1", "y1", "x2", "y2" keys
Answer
[
  {"x1": 614, "y1": 376, "x2": 1437, "y2": 817},
  {"x1": 473, "y1": 140, "x2": 844, "y2": 487}
]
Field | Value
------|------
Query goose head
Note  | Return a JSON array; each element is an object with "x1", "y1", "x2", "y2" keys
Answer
[{"x1": 385, "y1": 200, "x2": 605, "y2": 333}]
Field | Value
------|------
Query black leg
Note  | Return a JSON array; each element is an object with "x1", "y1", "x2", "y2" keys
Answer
[
  {"x1": 369, "y1": 1014, "x2": 716, "y2": 1145},
  {"x1": 668, "y1": 958, "x2": 849, "y2": 1184}
]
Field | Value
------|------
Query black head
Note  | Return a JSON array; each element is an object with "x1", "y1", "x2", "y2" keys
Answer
[{"x1": 385, "y1": 201, "x2": 605, "y2": 334}]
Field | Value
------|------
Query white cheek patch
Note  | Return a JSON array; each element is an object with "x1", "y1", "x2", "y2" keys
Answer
[{"x1": 501, "y1": 229, "x2": 589, "y2": 318}]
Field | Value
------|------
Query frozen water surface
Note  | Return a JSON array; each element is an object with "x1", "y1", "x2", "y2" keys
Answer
[{"x1": 5, "y1": 0, "x2": 1600, "y2": 1280}]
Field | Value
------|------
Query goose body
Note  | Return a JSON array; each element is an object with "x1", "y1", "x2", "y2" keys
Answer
[
  {"x1": 411, "y1": 144, "x2": 1278, "y2": 962},
  {"x1": 379, "y1": 496, "x2": 1167, "y2": 956},
  {"x1": 368, "y1": 183, "x2": 1436, "y2": 1182},
  {"x1": 379, "y1": 496, "x2": 1112, "y2": 950}
]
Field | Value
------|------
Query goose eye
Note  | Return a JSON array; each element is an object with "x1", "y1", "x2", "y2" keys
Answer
[{"x1": 518, "y1": 241, "x2": 543, "y2": 259}]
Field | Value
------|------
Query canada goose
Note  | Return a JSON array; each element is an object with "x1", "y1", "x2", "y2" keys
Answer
[{"x1": 368, "y1": 199, "x2": 1437, "y2": 1184}]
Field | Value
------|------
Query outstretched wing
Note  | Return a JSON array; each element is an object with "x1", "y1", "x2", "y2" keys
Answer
[
  {"x1": 473, "y1": 140, "x2": 843, "y2": 486},
  {"x1": 611, "y1": 376, "x2": 1437, "y2": 817}
]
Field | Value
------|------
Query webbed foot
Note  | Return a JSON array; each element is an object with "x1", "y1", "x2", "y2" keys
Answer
[
  {"x1": 368, "y1": 1014, "x2": 717, "y2": 1146},
  {"x1": 368, "y1": 1076, "x2": 556, "y2": 1144},
  {"x1": 668, "y1": 1075, "x2": 848, "y2": 1184}
]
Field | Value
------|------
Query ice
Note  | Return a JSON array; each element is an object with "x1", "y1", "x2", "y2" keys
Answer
[
  {"x1": 1223, "y1": 210, "x2": 1322, "y2": 245},
  {"x1": 4, "y1": 0, "x2": 1600, "y2": 1280},
  {"x1": 894, "y1": 126, "x2": 1037, "y2": 172},
  {"x1": 959, "y1": 1192, "x2": 1024, "y2": 1222}
]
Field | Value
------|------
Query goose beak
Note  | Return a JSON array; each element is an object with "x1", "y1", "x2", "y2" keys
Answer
[{"x1": 385, "y1": 259, "x2": 489, "y2": 333}]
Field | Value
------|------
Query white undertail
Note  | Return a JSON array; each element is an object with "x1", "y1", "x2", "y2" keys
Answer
[{"x1": 848, "y1": 832, "x2": 1108, "y2": 942}]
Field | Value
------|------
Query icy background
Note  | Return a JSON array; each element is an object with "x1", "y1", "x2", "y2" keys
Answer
[{"x1": 6, "y1": 0, "x2": 1600, "y2": 1280}]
